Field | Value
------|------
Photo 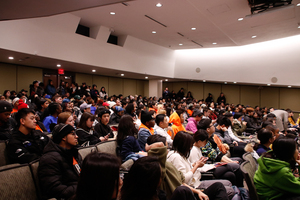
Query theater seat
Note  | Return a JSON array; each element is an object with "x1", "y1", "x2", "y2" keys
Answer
[
  {"x1": 78, "y1": 145, "x2": 97, "y2": 160},
  {"x1": 0, "y1": 140, "x2": 9, "y2": 167},
  {"x1": 0, "y1": 164, "x2": 38, "y2": 199},
  {"x1": 240, "y1": 161, "x2": 259, "y2": 200}
]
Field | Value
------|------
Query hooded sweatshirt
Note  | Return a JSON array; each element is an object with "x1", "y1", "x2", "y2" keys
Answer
[
  {"x1": 148, "y1": 146, "x2": 185, "y2": 199},
  {"x1": 185, "y1": 117, "x2": 197, "y2": 133},
  {"x1": 254, "y1": 155, "x2": 300, "y2": 200},
  {"x1": 169, "y1": 112, "x2": 186, "y2": 136}
]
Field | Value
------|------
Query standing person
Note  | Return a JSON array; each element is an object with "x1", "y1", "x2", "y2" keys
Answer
[
  {"x1": 100, "y1": 87, "x2": 108, "y2": 100},
  {"x1": 7, "y1": 108, "x2": 49, "y2": 164},
  {"x1": 0, "y1": 100, "x2": 13, "y2": 140},
  {"x1": 217, "y1": 93, "x2": 226, "y2": 105},
  {"x1": 163, "y1": 87, "x2": 170, "y2": 99},
  {"x1": 205, "y1": 93, "x2": 213, "y2": 105},
  {"x1": 177, "y1": 88, "x2": 185, "y2": 99},
  {"x1": 56, "y1": 80, "x2": 66, "y2": 95},
  {"x1": 39, "y1": 123, "x2": 82, "y2": 200},
  {"x1": 45, "y1": 79, "x2": 56, "y2": 97},
  {"x1": 91, "y1": 84, "x2": 100, "y2": 101},
  {"x1": 272, "y1": 109, "x2": 289, "y2": 134},
  {"x1": 74, "y1": 152, "x2": 121, "y2": 200}
]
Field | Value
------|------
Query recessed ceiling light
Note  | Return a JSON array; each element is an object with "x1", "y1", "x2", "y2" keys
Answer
[
  {"x1": 203, "y1": 80, "x2": 206, "y2": 82},
  {"x1": 288, "y1": 86, "x2": 292, "y2": 88},
  {"x1": 238, "y1": 18, "x2": 244, "y2": 21},
  {"x1": 252, "y1": 35, "x2": 257, "y2": 38},
  {"x1": 165, "y1": 79, "x2": 168, "y2": 81},
  {"x1": 298, "y1": 25, "x2": 300, "y2": 29},
  {"x1": 57, "y1": 64, "x2": 61, "y2": 67},
  {"x1": 212, "y1": 43, "x2": 217, "y2": 45},
  {"x1": 179, "y1": 44, "x2": 183, "y2": 46},
  {"x1": 156, "y1": 3, "x2": 162, "y2": 7},
  {"x1": 267, "y1": 84, "x2": 271, "y2": 86},
  {"x1": 121, "y1": 74, "x2": 124, "y2": 76},
  {"x1": 191, "y1": 28, "x2": 196, "y2": 30},
  {"x1": 224, "y1": 82, "x2": 227, "y2": 84},
  {"x1": 233, "y1": 82, "x2": 237, "y2": 84},
  {"x1": 8, "y1": 57, "x2": 14, "y2": 60},
  {"x1": 297, "y1": 3, "x2": 300, "y2": 6},
  {"x1": 152, "y1": 31, "x2": 156, "y2": 34},
  {"x1": 110, "y1": 12, "x2": 115, "y2": 15},
  {"x1": 145, "y1": 77, "x2": 148, "y2": 79},
  {"x1": 92, "y1": 70, "x2": 96, "y2": 72}
]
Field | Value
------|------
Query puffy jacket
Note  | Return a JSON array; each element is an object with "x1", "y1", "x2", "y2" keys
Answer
[
  {"x1": 94, "y1": 122, "x2": 114, "y2": 139},
  {"x1": 7, "y1": 130, "x2": 49, "y2": 164},
  {"x1": 38, "y1": 140, "x2": 82, "y2": 200},
  {"x1": 254, "y1": 155, "x2": 300, "y2": 200},
  {"x1": 169, "y1": 112, "x2": 186, "y2": 136},
  {"x1": 75, "y1": 128, "x2": 100, "y2": 147}
]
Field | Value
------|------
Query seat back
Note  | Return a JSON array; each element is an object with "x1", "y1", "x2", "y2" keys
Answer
[
  {"x1": 96, "y1": 140, "x2": 117, "y2": 156},
  {"x1": 240, "y1": 161, "x2": 259, "y2": 200},
  {"x1": 29, "y1": 160, "x2": 42, "y2": 200},
  {"x1": 243, "y1": 152, "x2": 258, "y2": 171},
  {"x1": 78, "y1": 145, "x2": 97, "y2": 160},
  {"x1": 0, "y1": 140, "x2": 9, "y2": 166},
  {"x1": 0, "y1": 164, "x2": 38, "y2": 199}
]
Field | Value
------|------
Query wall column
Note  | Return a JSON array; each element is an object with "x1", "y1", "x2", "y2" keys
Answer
[{"x1": 149, "y1": 79, "x2": 163, "y2": 98}]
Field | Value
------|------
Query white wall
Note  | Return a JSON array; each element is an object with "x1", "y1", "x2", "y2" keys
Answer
[
  {"x1": 0, "y1": 13, "x2": 175, "y2": 78},
  {"x1": 174, "y1": 35, "x2": 300, "y2": 86}
]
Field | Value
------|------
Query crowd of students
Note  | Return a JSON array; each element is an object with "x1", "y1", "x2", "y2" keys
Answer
[{"x1": 1, "y1": 82, "x2": 300, "y2": 200}]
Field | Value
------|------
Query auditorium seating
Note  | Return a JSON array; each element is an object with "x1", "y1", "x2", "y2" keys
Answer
[{"x1": 240, "y1": 160, "x2": 259, "y2": 200}]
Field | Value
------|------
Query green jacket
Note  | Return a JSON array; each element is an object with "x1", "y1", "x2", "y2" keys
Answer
[
  {"x1": 232, "y1": 119, "x2": 247, "y2": 136},
  {"x1": 148, "y1": 146, "x2": 185, "y2": 199},
  {"x1": 254, "y1": 155, "x2": 300, "y2": 200}
]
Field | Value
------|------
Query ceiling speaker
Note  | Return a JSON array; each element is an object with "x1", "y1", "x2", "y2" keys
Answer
[
  {"x1": 271, "y1": 77, "x2": 278, "y2": 83},
  {"x1": 196, "y1": 68, "x2": 201, "y2": 73}
]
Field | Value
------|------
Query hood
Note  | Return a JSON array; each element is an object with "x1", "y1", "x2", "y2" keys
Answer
[
  {"x1": 187, "y1": 117, "x2": 196, "y2": 123},
  {"x1": 169, "y1": 112, "x2": 182, "y2": 126},
  {"x1": 148, "y1": 146, "x2": 167, "y2": 178},
  {"x1": 257, "y1": 156, "x2": 290, "y2": 174}
]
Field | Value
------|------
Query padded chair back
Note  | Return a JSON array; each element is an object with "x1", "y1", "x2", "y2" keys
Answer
[
  {"x1": 243, "y1": 152, "x2": 258, "y2": 171},
  {"x1": 78, "y1": 145, "x2": 97, "y2": 160},
  {"x1": 240, "y1": 161, "x2": 259, "y2": 200},
  {"x1": 0, "y1": 140, "x2": 9, "y2": 166},
  {"x1": 96, "y1": 140, "x2": 117, "y2": 156},
  {"x1": 0, "y1": 164, "x2": 38, "y2": 199},
  {"x1": 29, "y1": 160, "x2": 42, "y2": 200}
]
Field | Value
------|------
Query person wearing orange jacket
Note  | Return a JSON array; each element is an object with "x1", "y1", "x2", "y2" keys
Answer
[{"x1": 169, "y1": 109, "x2": 186, "y2": 136}]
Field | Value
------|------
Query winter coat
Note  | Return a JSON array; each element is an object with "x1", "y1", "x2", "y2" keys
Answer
[
  {"x1": 39, "y1": 140, "x2": 82, "y2": 200},
  {"x1": 94, "y1": 122, "x2": 114, "y2": 139},
  {"x1": 7, "y1": 130, "x2": 49, "y2": 164},
  {"x1": 169, "y1": 112, "x2": 186, "y2": 136},
  {"x1": 75, "y1": 128, "x2": 100, "y2": 147}
]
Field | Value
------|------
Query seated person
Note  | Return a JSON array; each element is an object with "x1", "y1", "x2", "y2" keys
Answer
[
  {"x1": 94, "y1": 108, "x2": 114, "y2": 141},
  {"x1": 116, "y1": 115, "x2": 144, "y2": 162},
  {"x1": 121, "y1": 156, "x2": 228, "y2": 200},
  {"x1": 7, "y1": 108, "x2": 49, "y2": 164},
  {"x1": 190, "y1": 129, "x2": 244, "y2": 187},
  {"x1": 43, "y1": 103, "x2": 62, "y2": 132},
  {"x1": 254, "y1": 128, "x2": 275, "y2": 156},
  {"x1": 214, "y1": 117, "x2": 247, "y2": 158},
  {"x1": 0, "y1": 100, "x2": 13, "y2": 140},
  {"x1": 169, "y1": 109, "x2": 186, "y2": 136},
  {"x1": 167, "y1": 131, "x2": 234, "y2": 198},
  {"x1": 232, "y1": 112, "x2": 249, "y2": 138},
  {"x1": 109, "y1": 106, "x2": 124, "y2": 125},
  {"x1": 39, "y1": 123, "x2": 81, "y2": 200},
  {"x1": 138, "y1": 110, "x2": 156, "y2": 151},
  {"x1": 76, "y1": 112, "x2": 100, "y2": 146},
  {"x1": 74, "y1": 152, "x2": 121, "y2": 200},
  {"x1": 197, "y1": 118, "x2": 241, "y2": 163},
  {"x1": 154, "y1": 114, "x2": 174, "y2": 148},
  {"x1": 186, "y1": 109, "x2": 203, "y2": 134},
  {"x1": 254, "y1": 137, "x2": 300, "y2": 200}
]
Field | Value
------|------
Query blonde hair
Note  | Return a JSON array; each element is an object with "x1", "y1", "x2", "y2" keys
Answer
[
  {"x1": 158, "y1": 109, "x2": 166, "y2": 115},
  {"x1": 58, "y1": 112, "x2": 72, "y2": 124}
]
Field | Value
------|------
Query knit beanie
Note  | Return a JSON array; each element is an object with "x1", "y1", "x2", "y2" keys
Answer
[{"x1": 52, "y1": 123, "x2": 75, "y2": 144}]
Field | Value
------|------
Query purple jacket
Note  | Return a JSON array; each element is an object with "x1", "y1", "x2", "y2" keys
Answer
[{"x1": 186, "y1": 117, "x2": 198, "y2": 133}]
